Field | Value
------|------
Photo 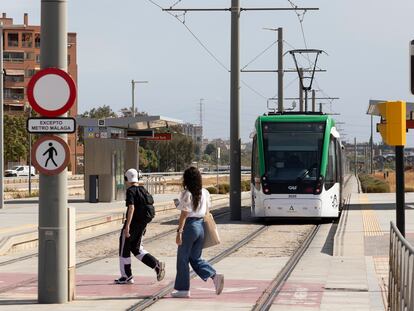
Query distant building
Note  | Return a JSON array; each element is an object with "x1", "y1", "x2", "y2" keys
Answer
[
  {"x1": 181, "y1": 123, "x2": 203, "y2": 147},
  {"x1": 1, "y1": 13, "x2": 79, "y2": 173}
]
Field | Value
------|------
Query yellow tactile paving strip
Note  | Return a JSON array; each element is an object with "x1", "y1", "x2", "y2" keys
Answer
[{"x1": 360, "y1": 194, "x2": 383, "y2": 237}]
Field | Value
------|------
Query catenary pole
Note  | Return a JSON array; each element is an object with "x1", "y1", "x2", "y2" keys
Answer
[
  {"x1": 299, "y1": 68, "x2": 303, "y2": 112},
  {"x1": 131, "y1": 80, "x2": 135, "y2": 117},
  {"x1": 312, "y1": 90, "x2": 316, "y2": 112},
  {"x1": 230, "y1": 0, "x2": 241, "y2": 220},
  {"x1": 277, "y1": 27, "x2": 283, "y2": 112},
  {"x1": 38, "y1": 0, "x2": 68, "y2": 303},
  {"x1": 354, "y1": 137, "x2": 357, "y2": 177},
  {"x1": 163, "y1": 3, "x2": 318, "y2": 220}
]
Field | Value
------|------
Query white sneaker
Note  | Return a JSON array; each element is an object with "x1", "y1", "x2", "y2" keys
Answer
[
  {"x1": 114, "y1": 276, "x2": 134, "y2": 284},
  {"x1": 213, "y1": 273, "x2": 224, "y2": 295},
  {"x1": 171, "y1": 290, "x2": 191, "y2": 298}
]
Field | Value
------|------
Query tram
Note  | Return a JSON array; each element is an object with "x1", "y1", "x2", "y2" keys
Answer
[{"x1": 250, "y1": 113, "x2": 344, "y2": 219}]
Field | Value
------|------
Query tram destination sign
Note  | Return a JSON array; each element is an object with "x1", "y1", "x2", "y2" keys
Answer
[{"x1": 27, "y1": 117, "x2": 76, "y2": 134}]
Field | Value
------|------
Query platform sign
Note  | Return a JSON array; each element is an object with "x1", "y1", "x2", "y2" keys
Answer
[
  {"x1": 127, "y1": 130, "x2": 154, "y2": 138},
  {"x1": 27, "y1": 117, "x2": 76, "y2": 134},
  {"x1": 144, "y1": 133, "x2": 172, "y2": 141},
  {"x1": 31, "y1": 135, "x2": 70, "y2": 175},
  {"x1": 27, "y1": 68, "x2": 77, "y2": 117}
]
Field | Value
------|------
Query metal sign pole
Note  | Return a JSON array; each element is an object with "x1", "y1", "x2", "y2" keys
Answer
[
  {"x1": 38, "y1": 0, "x2": 68, "y2": 303},
  {"x1": 395, "y1": 145, "x2": 405, "y2": 236}
]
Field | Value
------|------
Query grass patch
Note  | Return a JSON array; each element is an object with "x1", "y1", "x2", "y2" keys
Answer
[
  {"x1": 206, "y1": 181, "x2": 251, "y2": 195},
  {"x1": 206, "y1": 186, "x2": 218, "y2": 194},
  {"x1": 359, "y1": 174, "x2": 390, "y2": 193}
]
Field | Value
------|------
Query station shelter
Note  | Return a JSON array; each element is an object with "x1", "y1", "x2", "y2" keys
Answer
[{"x1": 76, "y1": 116, "x2": 182, "y2": 202}]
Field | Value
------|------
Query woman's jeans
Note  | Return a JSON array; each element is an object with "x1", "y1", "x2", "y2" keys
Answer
[{"x1": 174, "y1": 218, "x2": 216, "y2": 291}]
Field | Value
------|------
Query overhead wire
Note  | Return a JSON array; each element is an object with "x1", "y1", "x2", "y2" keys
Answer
[
  {"x1": 145, "y1": 0, "x2": 271, "y2": 101},
  {"x1": 286, "y1": 0, "x2": 312, "y2": 69},
  {"x1": 241, "y1": 40, "x2": 277, "y2": 71},
  {"x1": 146, "y1": 0, "x2": 229, "y2": 72},
  {"x1": 283, "y1": 3, "x2": 336, "y2": 110}
]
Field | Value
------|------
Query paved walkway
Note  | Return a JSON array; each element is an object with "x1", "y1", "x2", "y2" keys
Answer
[{"x1": 1, "y1": 176, "x2": 413, "y2": 310}]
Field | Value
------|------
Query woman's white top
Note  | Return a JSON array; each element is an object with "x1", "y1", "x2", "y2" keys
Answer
[{"x1": 176, "y1": 188, "x2": 211, "y2": 218}]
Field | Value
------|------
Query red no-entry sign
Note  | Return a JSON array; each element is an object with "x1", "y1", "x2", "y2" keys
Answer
[{"x1": 27, "y1": 68, "x2": 77, "y2": 117}]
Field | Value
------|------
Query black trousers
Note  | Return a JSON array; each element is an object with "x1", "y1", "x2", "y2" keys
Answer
[{"x1": 118, "y1": 222, "x2": 158, "y2": 278}]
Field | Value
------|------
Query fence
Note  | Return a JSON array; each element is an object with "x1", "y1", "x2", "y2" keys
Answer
[
  {"x1": 143, "y1": 175, "x2": 166, "y2": 195},
  {"x1": 389, "y1": 221, "x2": 414, "y2": 311}
]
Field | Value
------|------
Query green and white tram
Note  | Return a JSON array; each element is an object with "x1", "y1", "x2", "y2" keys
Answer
[{"x1": 251, "y1": 113, "x2": 344, "y2": 219}]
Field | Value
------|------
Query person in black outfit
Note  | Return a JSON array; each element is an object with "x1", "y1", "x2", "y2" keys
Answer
[{"x1": 115, "y1": 168, "x2": 165, "y2": 284}]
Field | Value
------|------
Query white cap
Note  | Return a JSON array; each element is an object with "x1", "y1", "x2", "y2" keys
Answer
[{"x1": 124, "y1": 168, "x2": 139, "y2": 183}]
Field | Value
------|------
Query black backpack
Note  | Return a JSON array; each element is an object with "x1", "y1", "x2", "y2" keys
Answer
[{"x1": 135, "y1": 186, "x2": 155, "y2": 223}]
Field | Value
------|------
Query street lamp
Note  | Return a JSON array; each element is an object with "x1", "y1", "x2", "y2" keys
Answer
[{"x1": 131, "y1": 80, "x2": 148, "y2": 117}]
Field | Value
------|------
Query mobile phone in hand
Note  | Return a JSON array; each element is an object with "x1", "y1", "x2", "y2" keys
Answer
[{"x1": 173, "y1": 198, "x2": 180, "y2": 207}]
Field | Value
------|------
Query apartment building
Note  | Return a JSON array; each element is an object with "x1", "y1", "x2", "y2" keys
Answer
[
  {"x1": 1, "y1": 13, "x2": 79, "y2": 173},
  {"x1": 181, "y1": 122, "x2": 203, "y2": 146}
]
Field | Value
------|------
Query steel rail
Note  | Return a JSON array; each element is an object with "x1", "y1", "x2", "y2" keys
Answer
[
  {"x1": 0, "y1": 195, "x2": 241, "y2": 268},
  {"x1": 0, "y1": 208, "x2": 233, "y2": 295},
  {"x1": 126, "y1": 225, "x2": 268, "y2": 311},
  {"x1": 251, "y1": 224, "x2": 320, "y2": 311}
]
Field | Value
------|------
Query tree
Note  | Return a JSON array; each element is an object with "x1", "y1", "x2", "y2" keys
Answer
[
  {"x1": 4, "y1": 115, "x2": 30, "y2": 164},
  {"x1": 119, "y1": 107, "x2": 148, "y2": 118},
  {"x1": 80, "y1": 105, "x2": 117, "y2": 119},
  {"x1": 139, "y1": 146, "x2": 157, "y2": 172},
  {"x1": 204, "y1": 143, "x2": 216, "y2": 156},
  {"x1": 145, "y1": 133, "x2": 194, "y2": 172}
]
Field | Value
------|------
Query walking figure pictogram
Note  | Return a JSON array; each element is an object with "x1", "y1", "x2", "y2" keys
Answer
[{"x1": 43, "y1": 142, "x2": 58, "y2": 167}]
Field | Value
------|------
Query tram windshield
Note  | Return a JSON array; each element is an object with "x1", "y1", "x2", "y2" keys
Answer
[{"x1": 263, "y1": 122, "x2": 325, "y2": 182}]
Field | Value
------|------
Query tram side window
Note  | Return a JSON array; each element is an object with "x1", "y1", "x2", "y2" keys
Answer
[{"x1": 325, "y1": 137, "x2": 337, "y2": 190}]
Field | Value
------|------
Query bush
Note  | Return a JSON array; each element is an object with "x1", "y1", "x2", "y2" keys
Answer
[
  {"x1": 241, "y1": 180, "x2": 251, "y2": 191},
  {"x1": 206, "y1": 186, "x2": 218, "y2": 194},
  {"x1": 218, "y1": 183, "x2": 230, "y2": 194},
  {"x1": 359, "y1": 174, "x2": 390, "y2": 193}
]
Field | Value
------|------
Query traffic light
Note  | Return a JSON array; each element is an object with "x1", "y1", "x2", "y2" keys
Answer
[
  {"x1": 411, "y1": 40, "x2": 414, "y2": 95},
  {"x1": 377, "y1": 101, "x2": 406, "y2": 146}
]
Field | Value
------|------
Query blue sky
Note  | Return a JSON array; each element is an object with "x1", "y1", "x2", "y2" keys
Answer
[{"x1": 3, "y1": 0, "x2": 414, "y2": 145}]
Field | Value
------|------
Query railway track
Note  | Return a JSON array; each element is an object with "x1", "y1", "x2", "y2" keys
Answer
[
  {"x1": 123, "y1": 223, "x2": 321, "y2": 311},
  {"x1": 126, "y1": 225, "x2": 269, "y2": 311},
  {"x1": 0, "y1": 198, "x2": 236, "y2": 268},
  {"x1": 0, "y1": 206, "x2": 235, "y2": 295},
  {"x1": 251, "y1": 224, "x2": 320, "y2": 311}
]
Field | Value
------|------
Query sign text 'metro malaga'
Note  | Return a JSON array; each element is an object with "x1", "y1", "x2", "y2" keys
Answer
[{"x1": 27, "y1": 117, "x2": 76, "y2": 134}]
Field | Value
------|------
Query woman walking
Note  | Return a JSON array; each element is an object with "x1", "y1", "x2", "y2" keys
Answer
[{"x1": 171, "y1": 167, "x2": 224, "y2": 298}]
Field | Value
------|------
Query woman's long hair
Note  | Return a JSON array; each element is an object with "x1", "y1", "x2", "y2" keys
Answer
[{"x1": 183, "y1": 167, "x2": 202, "y2": 211}]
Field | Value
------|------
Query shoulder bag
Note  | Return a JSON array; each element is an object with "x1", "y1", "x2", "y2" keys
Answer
[{"x1": 203, "y1": 201, "x2": 220, "y2": 248}]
